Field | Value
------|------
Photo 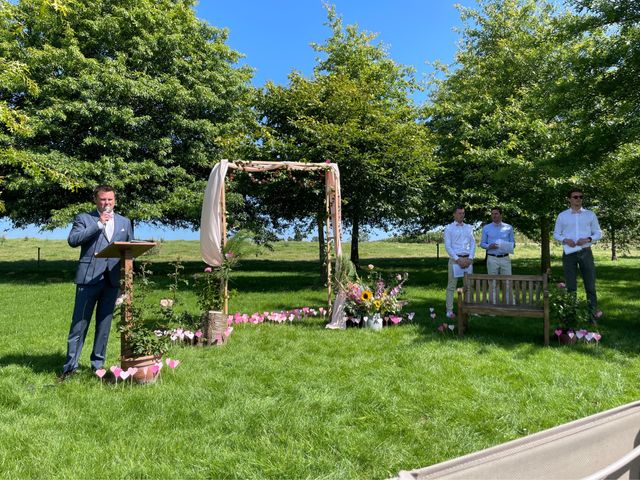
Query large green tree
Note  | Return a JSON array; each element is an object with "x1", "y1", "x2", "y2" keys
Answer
[
  {"x1": 562, "y1": 0, "x2": 640, "y2": 257},
  {"x1": 256, "y1": 8, "x2": 435, "y2": 264},
  {"x1": 0, "y1": 0, "x2": 254, "y2": 229}
]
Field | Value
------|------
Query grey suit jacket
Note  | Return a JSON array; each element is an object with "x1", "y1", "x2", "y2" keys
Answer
[{"x1": 68, "y1": 211, "x2": 133, "y2": 286}]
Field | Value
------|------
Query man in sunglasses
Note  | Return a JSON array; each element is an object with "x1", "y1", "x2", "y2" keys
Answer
[{"x1": 553, "y1": 188, "x2": 602, "y2": 320}]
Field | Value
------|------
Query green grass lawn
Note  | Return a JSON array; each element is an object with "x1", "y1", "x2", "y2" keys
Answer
[{"x1": 1, "y1": 238, "x2": 639, "y2": 479}]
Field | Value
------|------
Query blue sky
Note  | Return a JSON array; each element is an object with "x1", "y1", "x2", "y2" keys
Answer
[{"x1": 1, "y1": 0, "x2": 472, "y2": 241}]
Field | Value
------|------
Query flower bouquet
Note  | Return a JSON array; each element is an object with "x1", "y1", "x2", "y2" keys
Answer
[{"x1": 343, "y1": 264, "x2": 410, "y2": 329}]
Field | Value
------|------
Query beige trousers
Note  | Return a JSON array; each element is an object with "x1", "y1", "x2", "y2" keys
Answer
[{"x1": 486, "y1": 255, "x2": 512, "y2": 275}]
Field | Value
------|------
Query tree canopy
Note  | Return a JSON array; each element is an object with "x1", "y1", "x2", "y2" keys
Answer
[
  {"x1": 254, "y1": 7, "x2": 435, "y2": 263},
  {"x1": 0, "y1": 0, "x2": 254, "y2": 229}
]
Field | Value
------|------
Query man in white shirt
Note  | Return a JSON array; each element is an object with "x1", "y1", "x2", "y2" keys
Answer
[
  {"x1": 444, "y1": 206, "x2": 476, "y2": 318},
  {"x1": 553, "y1": 188, "x2": 602, "y2": 318}
]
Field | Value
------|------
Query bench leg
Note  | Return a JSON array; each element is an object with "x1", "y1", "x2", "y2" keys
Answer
[
  {"x1": 458, "y1": 312, "x2": 467, "y2": 337},
  {"x1": 544, "y1": 313, "x2": 550, "y2": 346}
]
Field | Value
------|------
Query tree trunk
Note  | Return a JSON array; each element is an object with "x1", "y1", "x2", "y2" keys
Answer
[
  {"x1": 350, "y1": 214, "x2": 360, "y2": 267},
  {"x1": 540, "y1": 218, "x2": 551, "y2": 274},
  {"x1": 317, "y1": 212, "x2": 327, "y2": 278},
  {"x1": 610, "y1": 227, "x2": 617, "y2": 261}
]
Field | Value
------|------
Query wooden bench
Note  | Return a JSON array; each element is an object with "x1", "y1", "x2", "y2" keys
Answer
[{"x1": 456, "y1": 273, "x2": 550, "y2": 345}]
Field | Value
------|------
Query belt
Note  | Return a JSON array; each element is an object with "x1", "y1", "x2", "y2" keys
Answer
[
  {"x1": 488, "y1": 253, "x2": 509, "y2": 258},
  {"x1": 565, "y1": 246, "x2": 591, "y2": 255},
  {"x1": 457, "y1": 254, "x2": 469, "y2": 258}
]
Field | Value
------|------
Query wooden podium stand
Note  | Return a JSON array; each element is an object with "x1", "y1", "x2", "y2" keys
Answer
[{"x1": 96, "y1": 241, "x2": 156, "y2": 358}]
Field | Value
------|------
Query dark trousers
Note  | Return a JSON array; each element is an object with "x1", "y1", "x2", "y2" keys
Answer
[
  {"x1": 63, "y1": 279, "x2": 119, "y2": 373},
  {"x1": 562, "y1": 248, "x2": 597, "y2": 312}
]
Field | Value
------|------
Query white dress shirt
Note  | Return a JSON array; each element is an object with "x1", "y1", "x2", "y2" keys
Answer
[
  {"x1": 444, "y1": 221, "x2": 476, "y2": 260},
  {"x1": 553, "y1": 208, "x2": 601, "y2": 247},
  {"x1": 96, "y1": 210, "x2": 115, "y2": 242}
]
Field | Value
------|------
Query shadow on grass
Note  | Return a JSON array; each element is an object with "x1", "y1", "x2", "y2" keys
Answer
[
  {"x1": 0, "y1": 352, "x2": 65, "y2": 374},
  {"x1": 2, "y1": 255, "x2": 639, "y2": 356}
]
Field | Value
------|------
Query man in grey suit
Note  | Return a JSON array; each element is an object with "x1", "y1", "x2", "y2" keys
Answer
[{"x1": 60, "y1": 185, "x2": 133, "y2": 379}]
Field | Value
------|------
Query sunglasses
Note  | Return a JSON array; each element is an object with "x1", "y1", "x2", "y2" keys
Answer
[{"x1": 571, "y1": 195, "x2": 584, "y2": 199}]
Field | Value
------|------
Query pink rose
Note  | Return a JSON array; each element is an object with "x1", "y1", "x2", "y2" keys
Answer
[
  {"x1": 160, "y1": 298, "x2": 174, "y2": 308},
  {"x1": 557, "y1": 282, "x2": 566, "y2": 289},
  {"x1": 368, "y1": 264, "x2": 374, "y2": 270},
  {"x1": 204, "y1": 266, "x2": 212, "y2": 273}
]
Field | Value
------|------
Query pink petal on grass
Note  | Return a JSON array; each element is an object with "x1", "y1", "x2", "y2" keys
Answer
[
  {"x1": 127, "y1": 367, "x2": 138, "y2": 376},
  {"x1": 169, "y1": 359, "x2": 180, "y2": 369},
  {"x1": 554, "y1": 328, "x2": 563, "y2": 337},
  {"x1": 119, "y1": 371, "x2": 130, "y2": 380},
  {"x1": 95, "y1": 369, "x2": 106, "y2": 379}
]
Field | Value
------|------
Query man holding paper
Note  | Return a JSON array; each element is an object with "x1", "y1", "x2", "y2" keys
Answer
[
  {"x1": 444, "y1": 206, "x2": 476, "y2": 318},
  {"x1": 553, "y1": 188, "x2": 602, "y2": 317},
  {"x1": 480, "y1": 207, "x2": 515, "y2": 275}
]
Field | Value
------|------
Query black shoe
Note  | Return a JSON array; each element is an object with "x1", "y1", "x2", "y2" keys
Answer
[{"x1": 57, "y1": 370, "x2": 77, "y2": 382}]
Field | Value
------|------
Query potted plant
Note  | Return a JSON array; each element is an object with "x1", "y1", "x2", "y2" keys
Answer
[
  {"x1": 118, "y1": 263, "x2": 170, "y2": 383},
  {"x1": 195, "y1": 231, "x2": 252, "y2": 344}
]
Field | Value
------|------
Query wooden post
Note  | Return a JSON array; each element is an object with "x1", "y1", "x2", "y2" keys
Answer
[
  {"x1": 325, "y1": 170, "x2": 333, "y2": 311},
  {"x1": 121, "y1": 249, "x2": 135, "y2": 356},
  {"x1": 220, "y1": 174, "x2": 228, "y2": 314}
]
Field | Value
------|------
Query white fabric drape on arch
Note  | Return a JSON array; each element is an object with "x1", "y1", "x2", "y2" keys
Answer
[
  {"x1": 200, "y1": 160, "x2": 229, "y2": 266},
  {"x1": 200, "y1": 159, "x2": 343, "y2": 267}
]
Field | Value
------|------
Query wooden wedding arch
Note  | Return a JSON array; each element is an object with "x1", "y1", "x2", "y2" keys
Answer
[{"x1": 200, "y1": 159, "x2": 343, "y2": 316}]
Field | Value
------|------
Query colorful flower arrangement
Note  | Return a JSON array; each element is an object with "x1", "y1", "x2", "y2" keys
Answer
[{"x1": 343, "y1": 264, "x2": 412, "y2": 326}]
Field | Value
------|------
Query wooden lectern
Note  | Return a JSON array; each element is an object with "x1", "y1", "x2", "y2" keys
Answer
[{"x1": 95, "y1": 241, "x2": 156, "y2": 358}]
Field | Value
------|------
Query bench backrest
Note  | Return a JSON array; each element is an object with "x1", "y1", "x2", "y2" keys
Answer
[{"x1": 462, "y1": 274, "x2": 548, "y2": 308}]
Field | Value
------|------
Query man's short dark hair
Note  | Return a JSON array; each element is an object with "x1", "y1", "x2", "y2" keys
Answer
[
  {"x1": 453, "y1": 205, "x2": 465, "y2": 213},
  {"x1": 93, "y1": 185, "x2": 115, "y2": 199},
  {"x1": 567, "y1": 187, "x2": 583, "y2": 198},
  {"x1": 491, "y1": 206, "x2": 502, "y2": 214}
]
